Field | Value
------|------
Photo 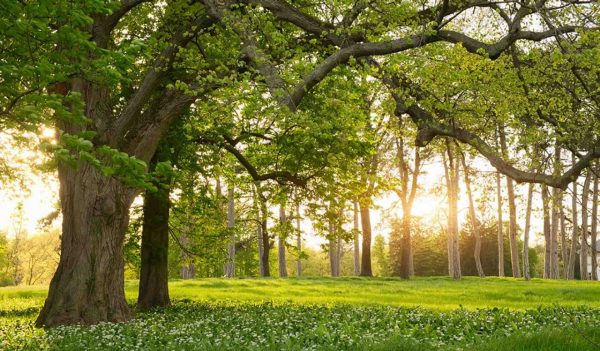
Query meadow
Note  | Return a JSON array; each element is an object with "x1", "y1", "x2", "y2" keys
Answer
[{"x1": 1, "y1": 277, "x2": 599, "y2": 350}]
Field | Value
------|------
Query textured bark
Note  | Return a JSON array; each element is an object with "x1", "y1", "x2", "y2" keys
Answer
[
  {"x1": 496, "y1": 170, "x2": 505, "y2": 277},
  {"x1": 542, "y1": 185, "x2": 551, "y2": 279},
  {"x1": 224, "y1": 186, "x2": 236, "y2": 278},
  {"x1": 581, "y1": 172, "x2": 591, "y2": 280},
  {"x1": 353, "y1": 201, "x2": 360, "y2": 276},
  {"x1": 460, "y1": 151, "x2": 484, "y2": 277},
  {"x1": 567, "y1": 162, "x2": 578, "y2": 279},
  {"x1": 36, "y1": 164, "x2": 135, "y2": 326},
  {"x1": 523, "y1": 183, "x2": 533, "y2": 281},
  {"x1": 278, "y1": 204, "x2": 288, "y2": 278},
  {"x1": 359, "y1": 199, "x2": 373, "y2": 277},
  {"x1": 138, "y1": 170, "x2": 171, "y2": 311}
]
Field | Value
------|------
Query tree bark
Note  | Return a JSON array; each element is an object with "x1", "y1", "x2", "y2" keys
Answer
[
  {"x1": 496, "y1": 170, "x2": 505, "y2": 277},
  {"x1": 138, "y1": 154, "x2": 171, "y2": 311},
  {"x1": 224, "y1": 186, "x2": 236, "y2": 278},
  {"x1": 523, "y1": 183, "x2": 533, "y2": 281},
  {"x1": 353, "y1": 201, "x2": 360, "y2": 276},
  {"x1": 581, "y1": 172, "x2": 591, "y2": 280},
  {"x1": 278, "y1": 204, "x2": 288, "y2": 278},
  {"x1": 36, "y1": 164, "x2": 135, "y2": 326},
  {"x1": 359, "y1": 198, "x2": 373, "y2": 277},
  {"x1": 460, "y1": 151, "x2": 485, "y2": 277}
]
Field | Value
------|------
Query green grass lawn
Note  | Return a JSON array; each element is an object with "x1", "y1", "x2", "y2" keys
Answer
[{"x1": 1, "y1": 277, "x2": 599, "y2": 350}]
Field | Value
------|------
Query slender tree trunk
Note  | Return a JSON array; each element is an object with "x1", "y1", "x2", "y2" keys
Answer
[
  {"x1": 254, "y1": 183, "x2": 271, "y2": 277},
  {"x1": 499, "y1": 128, "x2": 521, "y2": 278},
  {"x1": 224, "y1": 186, "x2": 236, "y2": 278},
  {"x1": 542, "y1": 184, "x2": 551, "y2": 279},
  {"x1": 138, "y1": 154, "x2": 171, "y2": 311},
  {"x1": 296, "y1": 203, "x2": 302, "y2": 277},
  {"x1": 496, "y1": 171, "x2": 505, "y2": 277},
  {"x1": 460, "y1": 151, "x2": 484, "y2": 277},
  {"x1": 592, "y1": 172, "x2": 598, "y2": 280},
  {"x1": 278, "y1": 204, "x2": 288, "y2": 278},
  {"x1": 36, "y1": 164, "x2": 135, "y2": 326},
  {"x1": 443, "y1": 142, "x2": 461, "y2": 280},
  {"x1": 353, "y1": 201, "x2": 360, "y2": 276},
  {"x1": 252, "y1": 185, "x2": 266, "y2": 277},
  {"x1": 399, "y1": 216, "x2": 413, "y2": 279},
  {"x1": 329, "y1": 218, "x2": 339, "y2": 277},
  {"x1": 256, "y1": 211, "x2": 266, "y2": 277},
  {"x1": 550, "y1": 186, "x2": 561, "y2": 279},
  {"x1": 523, "y1": 183, "x2": 533, "y2": 281},
  {"x1": 581, "y1": 172, "x2": 591, "y2": 280},
  {"x1": 567, "y1": 162, "x2": 578, "y2": 279},
  {"x1": 560, "y1": 203, "x2": 567, "y2": 279},
  {"x1": 359, "y1": 197, "x2": 373, "y2": 277},
  {"x1": 505, "y1": 176, "x2": 521, "y2": 278}
]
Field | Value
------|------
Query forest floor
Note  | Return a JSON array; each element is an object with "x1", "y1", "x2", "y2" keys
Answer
[{"x1": 1, "y1": 277, "x2": 599, "y2": 350}]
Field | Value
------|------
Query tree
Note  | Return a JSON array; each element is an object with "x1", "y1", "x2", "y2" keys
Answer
[
  {"x1": 460, "y1": 149, "x2": 485, "y2": 277},
  {"x1": 498, "y1": 127, "x2": 521, "y2": 278},
  {"x1": 443, "y1": 140, "x2": 461, "y2": 280},
  {"x1": 137, "y1": 147, "x2": 173, "y2": 311},
  {"x1": 2, "y1": 0, "x2": 592, "y2": 326},
  {"x1": 373, "y1": 235, "x2": 390, "y2": 277}
]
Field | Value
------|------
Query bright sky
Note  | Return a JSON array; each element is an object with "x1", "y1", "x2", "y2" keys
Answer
[{"x1": 0, "y1": 130, "x2": 546, "y2": 248}]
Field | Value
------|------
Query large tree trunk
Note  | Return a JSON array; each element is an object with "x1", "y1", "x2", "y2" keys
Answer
[
  {"x1": 353, "y1": 201, "x2": 360, "y2": 276},
  {"x1": 496, "y1": 171, "x2": 505, "y2": 277},
  {"x1": 278, "y1": 204, "x2": 288, "y2": 278},
  {"x1": 581, "y1": 172, "x2": 591, "y2": 280},
  {"x1": 224, "y1": 186, "x2": 236, "y2": 278},
  {"x1": 592, "y1": 172, "x2": 598, "y2": 280},
  {"x1": 36, "y1": 164, "x2": 135, "y2": 327},
  {"x1": 359, "y1": 198, "x2": 373, "y2": 277},
  {"x1": 137, "y1": 155, "x2": 171, "y2": 311},
  {"x1": 567, "y1": 160, "x2": 579, "y2": 279},
  {"x1": 460, "y1": 151, "x2": 484, "y2": 278},
  {"x1": 523, "y1": 183, "x2": 533, "y2": 281}
]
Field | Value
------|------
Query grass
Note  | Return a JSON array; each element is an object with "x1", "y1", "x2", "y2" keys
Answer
[
  {"x1": 160, "y1": 276, "x2": 600, "y2": 310},
  {"x1": 0, "y1": 277, "x2": 599, "y2": 350}
]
